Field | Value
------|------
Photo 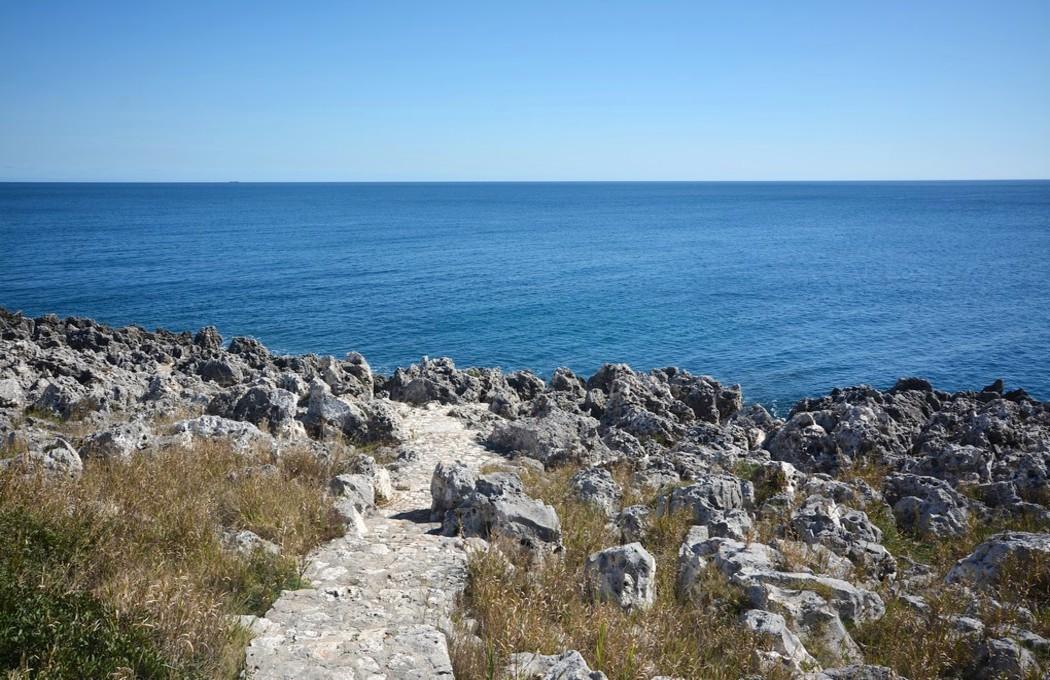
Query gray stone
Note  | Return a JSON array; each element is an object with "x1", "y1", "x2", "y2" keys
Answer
[
  {"x1": 223, "y1": 529, "x2": 281, "y2": 557},
  {"x1": 947, "y1": 531, "x2": 1050, "y2": 588},
  {"x1": 790, "y1": 494, "x2": 897, "y2": 578},
  {"x1": 170, "y1": 415, "x2": 274, "y2": 453},
  {"x1": 79, "y1": 420, "x2": 154, "y2": 462},
  {"x1": 440, "y1": 470, "x2": 562, "y2": 551},
  {"x1": 329, "y1": 473, "x2": 376, "y2": 513},
  {"x1": 5, "y1": 438, "x2": 83, "y2": 479},
  {"x1": 486, "y1": 408, "x2": 605, "y2": 466},
  {"x1": 352, "y1": 455, "x2": 393, "y2": 503},
  {"x1": 616, "y1": 505, "x2": 652, "y2": 544},
  {"x1": 198, "y1": 358, "x2": 243, "y2": 387},
  {"x1": 571, "y1": 466, "x2": 622, "y2": 517},
  {"x1": 430, "y1": 461, "x2": 479, "y2": 519},
  {"x1": 584, "y1": 543, "x2": 656, "y2": 611},
  {"x1": 969, "y1": 637, "x2": 1040, "y2": 680},
  {"x1": 507, "y1": 650, "x2": 608, "y2": 680},
  {"x1": 883, "y1": 472, "x2": 970, "y2": 537},
  {"x1": 742, "y1": 608, "x2": 818, "y2": 674},
  {"x1": 0, "y1": 378, "x2": 24, "y2": 408}
]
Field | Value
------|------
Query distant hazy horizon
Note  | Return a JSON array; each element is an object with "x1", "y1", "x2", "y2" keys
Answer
[
  {"x1": 2, "y1": 2, "x2": 1048, "y2": 182},
  {"x1": 1, "y1": 179, "x2": 1048, "y2": 184}
]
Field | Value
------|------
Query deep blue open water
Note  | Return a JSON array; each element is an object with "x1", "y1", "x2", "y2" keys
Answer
[{"x1": 1, "y1": 181, "x2": 1048, "y2": 410}]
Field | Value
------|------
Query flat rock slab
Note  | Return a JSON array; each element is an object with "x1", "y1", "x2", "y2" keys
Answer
[{"x1": 245, "y1": 402, "x2": 498, "y2": 679}]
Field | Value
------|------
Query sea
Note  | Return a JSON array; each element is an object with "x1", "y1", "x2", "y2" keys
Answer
[{"x1": 1, "y1": 181, "x2": 1048, "y2": 411}]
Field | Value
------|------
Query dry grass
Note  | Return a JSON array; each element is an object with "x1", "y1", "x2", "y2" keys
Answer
[
  {"x1": 0, "y1": 439, "x2": 347, "y2": 678},
  {"x1": 852, "y1": 505, "x2": 1050, "y2": 678},
  {"x1": 450, "y1": 465, "x2": 773, "y2": 680}
]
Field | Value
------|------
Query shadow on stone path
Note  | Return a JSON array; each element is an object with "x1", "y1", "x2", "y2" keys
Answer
[{"x1": 244, "y1": 403, "x2": 498, "y2": 679}]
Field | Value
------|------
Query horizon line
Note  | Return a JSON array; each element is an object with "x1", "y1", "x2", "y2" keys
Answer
[{"x1": 1, "y1": 178, "x2": 1049, "y2": 185}]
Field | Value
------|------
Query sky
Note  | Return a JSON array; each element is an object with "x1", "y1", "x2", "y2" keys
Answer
[{"x1": 1, "y1": 1, "x2": 1048, "y2": 181}]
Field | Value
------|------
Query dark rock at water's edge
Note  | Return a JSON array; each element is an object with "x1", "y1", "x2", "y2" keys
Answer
[{"x1": 2, "y1": 307, "x2": 1049, "y2": 678}]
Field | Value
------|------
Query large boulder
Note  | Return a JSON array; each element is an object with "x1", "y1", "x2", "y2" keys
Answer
[
  {"x1": 170, "y1": 415, "x2": 275, "y2": 453},
  {"x1": 969, "y1": 637, "x2": 1040, "y2": 680},
  {"x1": 79, "y1": 420, "x2": 154, "y2": 462},
  {"x1": 430, "y1": 462, "x2": 478, "y2": 520},
  {"x1": 2, "y1": 438, "x2": 83, "y2": 479},
  {"x1": 677, "y1": 532, "x2": 881, "y2": 666},
  {"x1": 486, "y1": 408, "x2": 606, "y2": 466},
  {"x1": 742, "y1": 608, "x2": 819, "y2": 675},
  {"x1": 506, "y1": 650, "x2": 607, "y2": 680},
  {"x1": 790, "y1": 495, "x2": 896, "y2": 578},
  {"x1": 583, "y1": 543, "x2": 656, "y2": 611},
  {"x1": 946, "y1": 531, "x2": 1050, "y2": 588},
  {"x1": 883, "y1": 473, "x2": 970, "y2": 537},
  {"x1": 438, "y1": 471, "x2": 562, "y2": 551},
  {"x1": 329, "y1": 473, "x2": 376, "y2": 514},
  {"x1": 570, "y1": 466, "x2": 622, "y2": 517},
  {"x1": 197, "y1": 359, "x2": 243, "y2": 387},
  {"x1": 655, "y1": 473, "x2": 755, "y2": 539},
  {"x1": 0, "y1": 378, "x2": 25, "y2": 409}
]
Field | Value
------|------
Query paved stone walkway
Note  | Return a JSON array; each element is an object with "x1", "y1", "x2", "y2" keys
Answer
[{"x1": 245, "y1": 402, "x2": 498, "y2": 679}]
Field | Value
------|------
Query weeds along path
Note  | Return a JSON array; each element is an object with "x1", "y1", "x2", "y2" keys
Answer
[{"x1": 244, "y1": 402, "x2": 498, "y2": 679}]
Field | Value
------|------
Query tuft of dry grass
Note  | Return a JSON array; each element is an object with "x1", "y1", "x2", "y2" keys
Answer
[
  {"x1": 450, "y1": 464, "x2": 773, "y2": 680},
  {"x1": 852, "y1": 504, "x2": 1050, "y2": 678},
  {"x1": 0, "y1": 439, "x2": 346, "y2": 678}
]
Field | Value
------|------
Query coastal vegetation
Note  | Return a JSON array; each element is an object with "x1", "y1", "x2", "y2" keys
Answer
[{"x1": 0, "y1": 432, "x2": 347, "y2": 678}]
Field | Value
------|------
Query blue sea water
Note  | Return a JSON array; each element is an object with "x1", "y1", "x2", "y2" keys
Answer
[{"x1": 1, "y1": 181, "x2": 1048, "y2": 410}]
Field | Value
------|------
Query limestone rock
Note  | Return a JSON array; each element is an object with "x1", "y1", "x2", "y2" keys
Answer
[
  {"x1": 883, "y1": 473, "x2": 970, "y2": 537},
  {"x1": 742, "y1": 608, "x2": 819, "y2": 675},
  {"x1": 430, "y1": 461, "x2": 478, "y2": 520},
  {"x1": 947, "y1": 531, "x2": 1050, "y2": 588},
  {"x1": 79, "y1": 420, "x2": 154, "y2": 462},
  {"x1": 571, "y1": 466, "x2": 622, "y2": 517},
  {"x1": 584, "y1": 543, "x2": 656, "y2": 611},
  {"x1": 507, "y1": 650, "x2": 607, "y2": 680}
]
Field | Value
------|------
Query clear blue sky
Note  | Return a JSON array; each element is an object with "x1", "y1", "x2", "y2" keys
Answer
[{"x1": 2, "y1": 1, "x2": 1048, "y2": 181}]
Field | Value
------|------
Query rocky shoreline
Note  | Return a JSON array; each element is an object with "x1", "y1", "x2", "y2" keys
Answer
[{"x1": 1, "y1": 307, "x2": 1048, "y2": 680}]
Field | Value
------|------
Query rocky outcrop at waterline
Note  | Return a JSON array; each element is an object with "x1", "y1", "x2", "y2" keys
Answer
[{"x1": 1, "y1": 307, "x2": 1047, "y2": 679}]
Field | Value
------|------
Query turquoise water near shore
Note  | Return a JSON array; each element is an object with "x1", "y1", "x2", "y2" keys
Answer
[{"x1": 1, "y1": 181, "x2": 1048, "y2": 410}]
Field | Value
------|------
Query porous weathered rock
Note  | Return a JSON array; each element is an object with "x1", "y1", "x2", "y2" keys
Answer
[
  {"x1": 197, "y1": 358, "x2": 243, "y2": 387},
  {"x1": 1, "y1": 438, "x2": 83, "y2": 479},
  {"x1": 655, "y1": 473, "x2": 755, "y2": 539},
  {"x1": 969, "y1": 637, "x2": 1040, "y2": 680},
  {"x1": 883, "y1": 472, "x2": 970, "y2": 537},
  {"x1": 79, "y1": 420, "x2": 154, "y2": 462},
  {"x1": 507, "y1": 650, "x2": 608, "y2": 680},
  {"x1": 584, "y1": 543, "x2": 656, "y2": 611},
  {"x1": 486, "y1": 407, "x2": 606, "y2": 466},
  {"x1": 170, "y1": 415, "x2": 275, "y2": 453},
  {"x1": 742, "y1": 608, "x2": 819, "y2": 675},
  {"x1": 616, "y1": 505, "x2": 652, "y2": 544},
  {"x1": 0, "y1": 378, "x2": 25, "y2": 408},
  {"x1": 946, "y1": 531, "x2": 1050, "y2": 587},
  {"x1": 438, "y1": 470, "x2": 563, "y2": 551},
  {"x1": 430, "y1": 461, "x2": 479, "y2": 519},
  {"x1": 571, "y1": 466, "x2": 622, "y2": 517},
  {"x1": 790, "y1": 494, "x2": 897, "y2": 578},
  {"x1": 329, "y1": 473, "x2": 376, "y2": 514},
  {"x1": 222, "y1": 529, "x2": 281, "y2": 557}
]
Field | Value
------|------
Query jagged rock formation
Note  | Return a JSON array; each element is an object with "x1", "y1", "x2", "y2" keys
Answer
[{"x1": 2, "y1": 307, "x2": 1048, "y2": 679}]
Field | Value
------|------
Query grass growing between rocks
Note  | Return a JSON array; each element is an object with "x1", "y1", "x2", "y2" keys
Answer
[
  {"x1": 450, "y1": 465, "x2": 776, "y2": 680},
  {"x1": 851, "y1": 508, "x2": 1050, "y2": 679},
  {"x1": 0, "y1": 441, "x2": 348, "y2": 679}
]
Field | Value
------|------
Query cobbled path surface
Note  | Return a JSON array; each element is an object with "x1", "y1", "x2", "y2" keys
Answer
[{"x1": 245, "y1": 402, "x2": 498, "y2": 679}]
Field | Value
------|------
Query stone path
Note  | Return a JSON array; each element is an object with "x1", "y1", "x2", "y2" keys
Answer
[{"x1": 244, "y1": 402, "x2": 499, "y2": 679}]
